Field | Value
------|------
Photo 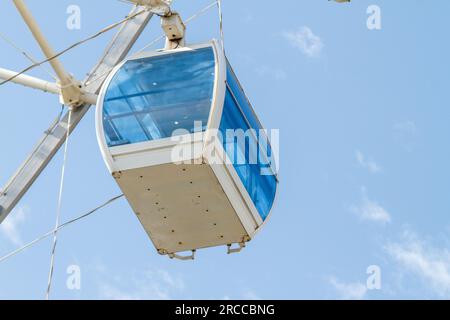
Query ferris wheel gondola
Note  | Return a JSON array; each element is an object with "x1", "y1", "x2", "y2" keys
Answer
[{"x1": 96, "y1": 40, "x2": 278, "y2": 259}]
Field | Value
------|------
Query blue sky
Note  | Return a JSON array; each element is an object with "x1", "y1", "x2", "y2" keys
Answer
[{"x1": 1, "y1": 0, "x2": 450, "y2": 300}]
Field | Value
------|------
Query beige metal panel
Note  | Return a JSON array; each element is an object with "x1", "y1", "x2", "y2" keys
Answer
[
  {"x1": 209, "y1": 163, "x2": 261, "y2": 237},
  {"x1": 206, "y1": 139, "x2": 263, "y2": 235},
  {"x1": 115, "y1": 163, "x2": 249, "y2": 254}
]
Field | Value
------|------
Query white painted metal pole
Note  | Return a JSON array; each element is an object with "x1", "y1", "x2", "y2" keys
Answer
[
  {"x1": 0, "y1": 67, "x2": 59, "y2": 94},
  {"x1": 12, "y1": 0, "x2": 81, "y2": 106},
  {"x1": 12, "y1": 0, "x2": 73, "y2": 86},
  {"x1": 0, "y1": 67, "x2": 97, "y2": 104}
]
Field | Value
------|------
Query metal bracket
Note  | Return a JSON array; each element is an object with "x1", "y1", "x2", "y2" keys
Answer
[
  {"x1": 227, "y1": 242, "x2": 246, "y2": 255},
  {"x1": 128, "y1": 0, "x2": 172, "y2": 17},
  {"x1": 168, "y1": 250, "x2": 196, "y2": 261},
  {"x1": 161, "y1": 12, "x2": 186, "y2": 50},
  {"x1": 112, "y1": 171, "x2": 123, "y2": 180},
  {"x1": 129, "y1": 1, "x2": 185, "y2": 50}
]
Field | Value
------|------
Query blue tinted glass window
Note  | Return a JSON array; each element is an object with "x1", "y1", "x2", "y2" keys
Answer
[
  {"x1": 103, "y1": 47, "x2": 215, "y2": 147},
  {"x1": 226, "y1": 65, "x2": 263, "y2": 132},
  {"x1": 220, "y1": 64, "x2": 277, "y2": 220}
]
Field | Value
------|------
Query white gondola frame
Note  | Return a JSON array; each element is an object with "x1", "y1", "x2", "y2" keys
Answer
[{"x1": 96, "y1": 40, "x2": 277, "y2": 255}]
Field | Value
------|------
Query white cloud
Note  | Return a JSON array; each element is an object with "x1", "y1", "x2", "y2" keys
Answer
[
  {"x1": 220, "y1": 289, "x2": 261, "y2": 300},
  {"x1": 0, "y1": 206, "x2": 28, "y2": 246},
  {"x1": 394, "y1": 121, "x2": 417, "y2": 136},
  {"x1": 329, "y1": 277, "x2": 367, "y2": 300},
  {"x1": 351, "y1": 187, "x2": 391, "y2": 224},
  {"x1": 242, "y1": 290, "x2": 261, "y2": 300},
  {"x1": 255, "y1": 65, "x2": 287, "y2": 81},
  {"x1": 355, "y1": 150, "x2": 382, "y2": 174},
  {"x1": 386, "y1": 230, "x2": 450, "y2": 297},
  {"x1": 283, "y1": 27, "x2": 324, "y2": 57},
  {"x1": 97, "y1": 267, "x2": 185, "y2": 300},
  {"x1": 393, "y1": 121, "x2": 418, "y2": 152},
  {"x1": 242, "y1": 13, "x2": 254, "y2": 24}
]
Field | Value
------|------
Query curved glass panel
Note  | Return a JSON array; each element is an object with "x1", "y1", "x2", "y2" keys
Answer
[
  {"x1": 219, "y1": 63, "x2": 277, "y2": 221},
  {"x1": 102, "y1": 47, "x2": 216, "y2": 147}
]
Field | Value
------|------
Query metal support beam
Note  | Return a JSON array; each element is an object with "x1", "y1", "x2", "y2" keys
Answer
[
  {"x1": 12, "y1": 0, "x2": 83, "y2": 107},
  {"x1": 0, "y1": 67, "x2": 60, "y2": 94},
  {"x1": 0, "y1": 67, "x2": 98, "y2": 105},
  {"x1": 0, "y1": 7, "x2": 154, "y2": 223}
]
